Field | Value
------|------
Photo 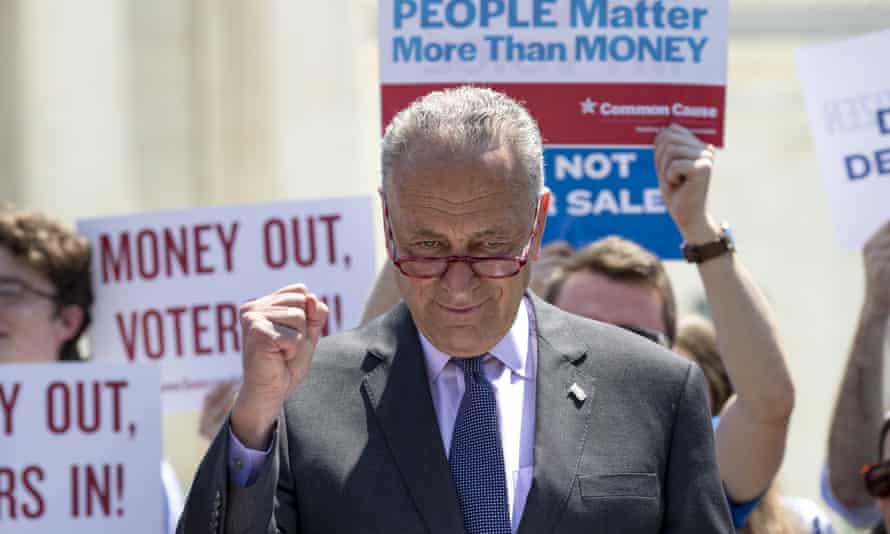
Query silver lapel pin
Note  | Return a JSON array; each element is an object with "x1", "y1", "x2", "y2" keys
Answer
[{"x1": 569, "y1": 382, "x2": 587, "y2": 402}]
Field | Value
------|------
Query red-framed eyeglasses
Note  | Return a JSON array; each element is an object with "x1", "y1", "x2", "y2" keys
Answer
[{"x1": 381, "y1": 193, "x2": 542, "y2": 280}]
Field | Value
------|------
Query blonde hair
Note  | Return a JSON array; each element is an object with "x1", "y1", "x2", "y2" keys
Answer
[{"x1": 675, "y1": 316, "x2": 730, "y2": 413}]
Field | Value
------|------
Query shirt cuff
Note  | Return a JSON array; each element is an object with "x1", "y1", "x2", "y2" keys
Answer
[
  {"x1": 227, "y1": 423, "x2": 275, "y2": 488},
  {"x1": 820, "y1": 464, "x2": 880, "y2": 528}
]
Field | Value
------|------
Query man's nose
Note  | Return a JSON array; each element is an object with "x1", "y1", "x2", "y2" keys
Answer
[{"x1": 439, "y1": 259, "x2": 478, "y2": 293}]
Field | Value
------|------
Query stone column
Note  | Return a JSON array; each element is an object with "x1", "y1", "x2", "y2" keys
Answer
[{"x1": 17, "y1": 0, "x2": 136, "y2": 220}]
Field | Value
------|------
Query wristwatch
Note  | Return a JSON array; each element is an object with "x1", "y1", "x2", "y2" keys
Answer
[{"x1": 681, "y1": 221, "x2": 735, "y2": 264}]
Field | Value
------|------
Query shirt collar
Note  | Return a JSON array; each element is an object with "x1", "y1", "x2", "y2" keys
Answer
[{"x1": 419, "y1": 297, "x2": 533, "y2": 383}]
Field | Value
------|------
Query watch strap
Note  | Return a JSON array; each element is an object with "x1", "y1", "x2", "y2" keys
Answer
[{"x1": 682, "y1": 226, "x2": 734, "y2": 264}]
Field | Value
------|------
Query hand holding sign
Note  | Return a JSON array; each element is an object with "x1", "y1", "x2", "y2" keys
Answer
[
  {"x1": 231, "y1": 284, "x2": 329, "y2": 449},
  {"x1": 654, "y1": 124, "x2": 718, "y2": 241},
  {"x1": 864, "y1": 222, "x2": 890, "y2": 317}
]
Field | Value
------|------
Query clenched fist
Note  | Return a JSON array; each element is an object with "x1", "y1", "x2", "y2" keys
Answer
[
  {"x1": 654, "y1": 124, "x2": 718, "y2": 242},
  {"x1": 230, "y1": 284, "x2": 329, "y2": 449}
]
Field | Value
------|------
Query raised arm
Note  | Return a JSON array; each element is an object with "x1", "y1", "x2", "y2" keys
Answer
[
  {"x1": 177, "y1": 283, "x2": 328, "y2": 533},
  {"x1": 654, "y1": 125, "x2": 795, "y2": 503},
  {"x1": 827, "y1": 222, "x2": 890, "y2": 509}
]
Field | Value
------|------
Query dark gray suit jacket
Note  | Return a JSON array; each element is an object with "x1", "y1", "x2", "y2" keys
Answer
[{"x1": 178, "y1": 296, "x2": 733, "y2": 533}]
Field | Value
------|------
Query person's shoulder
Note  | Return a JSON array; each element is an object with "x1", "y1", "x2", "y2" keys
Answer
[
  {"x1": 533, "y1": 297, "x2": 692, "y2": 383},
  {"x1": 312, "y1": 302, "x2": 410, "y2": 371}
]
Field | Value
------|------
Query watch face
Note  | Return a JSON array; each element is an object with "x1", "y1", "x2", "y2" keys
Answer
[{"x1": 720, "y1": 222, "x2": 735, "y2": 250}]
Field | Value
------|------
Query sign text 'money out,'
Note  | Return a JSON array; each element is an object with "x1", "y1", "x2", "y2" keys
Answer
[{"x1": 98, "y1": 215, "x2": 345, "y2": 284}]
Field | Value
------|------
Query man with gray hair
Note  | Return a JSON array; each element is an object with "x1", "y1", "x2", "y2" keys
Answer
[{"x1": 177, "y1": 86, "x2": 732, "y2": 533}]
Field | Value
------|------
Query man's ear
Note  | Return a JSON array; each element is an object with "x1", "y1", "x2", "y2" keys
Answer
[
  {"x1": 529, "y1": 189, "x2": 551, "y2": 261},
  {"x1": 378, "y1": 188, "x2": 395, "y2": 260},
  {"x1": 54, "y1": 304, "x2": 85, "y2": 345}
]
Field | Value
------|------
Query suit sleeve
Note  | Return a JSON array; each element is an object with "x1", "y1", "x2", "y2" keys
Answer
[
  {"x1": 662, "y1": 363, "x2": 734, "y2": 533},
  {"x1": 176, "y1": 413, "x2": 300, "y2": 534}
]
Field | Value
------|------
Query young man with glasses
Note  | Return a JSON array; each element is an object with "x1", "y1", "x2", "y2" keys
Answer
[
  {"x1": 0, "y1": 207, "x2": 92, "y2": 363},
  {"x1": 542, "y1": 125, "x2": 796, "y2": 530},
  {"x1": 824, "y1": 222, "x2": 890, "y2": 531},
  {"x1": 0, "y1": 206, "x2": 184, "y2": 534},
  {"x1": 177, "y1": 87, "x2": 733, "y2": 533}
]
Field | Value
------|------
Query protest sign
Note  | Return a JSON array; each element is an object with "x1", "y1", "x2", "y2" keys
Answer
[
  {"x1": 0, "y1": 363, "x2": 161, "y2": 533},
  {"x1": 78, "y1": 196, "x2": 377, "y2": 413},
  {"x1": 379, "y1": 0, "x2": 728, "y2": 257},
  {"x1": 796, "y1": 29, "x2": 890, "y2": 250},
  {"x1": 542, "y1": 146, "x2": 680, "y2": 257}
]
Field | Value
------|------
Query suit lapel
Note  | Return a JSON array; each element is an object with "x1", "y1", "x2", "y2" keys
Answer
[
  {"x1": 517, "y1": 296, "x2": 596, "y2": 534},
  {"x1": 361, "y1": 303, "x2": 465, "y2": 534}
]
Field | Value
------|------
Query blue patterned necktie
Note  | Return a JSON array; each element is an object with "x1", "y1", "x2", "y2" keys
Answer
[{"x1": 449, "y1": 356, "x2": 512, "y2": 534}]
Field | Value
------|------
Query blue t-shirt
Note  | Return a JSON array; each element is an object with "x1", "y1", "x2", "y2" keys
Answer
[{"x1": 712, "y1": 416, "x2": 763, "y2": 528}]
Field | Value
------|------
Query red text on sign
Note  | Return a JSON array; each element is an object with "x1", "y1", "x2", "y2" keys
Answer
[
  {"x1": 0, "y1": 382, "x2": 21, "y2": 435},
  {"x1": 70, "y1": 463, "x2": 125, "y2": 518},
  {"x1": 99, "y1": 222, "x2": 240, "y2": 284},
  {"x1": 0, "y1": 465, "x2": 45, "y2": 520},
  {"x1": 115, "y1": 302, "x2": 240, "y2": 361},
  {"x1": 318, "y1": 294, "x2": 343, "y2": 337},
  {"x1": 262, "y1": 214, "x2": 343, "y2": 269},
  {"x1": 46, "y1": 380, "x2": 127, "y2": 434}
]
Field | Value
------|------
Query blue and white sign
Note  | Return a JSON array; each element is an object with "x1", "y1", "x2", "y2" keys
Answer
[{"x1": 543, "y1": 147, "x2": 682, "y2": 258}]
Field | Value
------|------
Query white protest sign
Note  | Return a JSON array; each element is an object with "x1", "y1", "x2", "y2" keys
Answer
[
  {"x1": 78, "y1": 196, "x2": 377, "y2": 413},
  {"x1": 0, "y1": 363, "x2": 161, "y2": 533},
  {"x1": 796, "y1": 29, "x2": 890, "y2": 250}
]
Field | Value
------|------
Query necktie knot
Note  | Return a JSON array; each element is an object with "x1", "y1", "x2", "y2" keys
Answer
[{"x1": 452, "y1": 355, "x2": 485, "y2": 382}]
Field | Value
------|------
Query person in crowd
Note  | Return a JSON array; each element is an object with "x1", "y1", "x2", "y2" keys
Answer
[
  {"x1": 824, "y1": 222, "x2": 890, "y2": 530},
  {"x1": 525, "y1": 240, "x2": 573, "y2": 298},
  {"x1": 178, "y1": 86, "x2": 732, "y2": 533},
  {"x1": 539, "y1": 124, "x2": 795, "y2": 529},
  {"x1": 360, "y1": 240, "x2": 572, "y2": 325},
  {"x1": 354, "y1": 118, "x2": 793, "y2": 530},
  {"x1": 859, "y1": 417, "x2": 890, "y2": 534},
  {"x1": 676, "y1": 316, "x2": 834, "y2": 534},
  {"x1": 0, "y1": 205, "x2": 184, "y2": 534},
  {"x1": 0, "y1": 206, "x2": 92, "y2": 364}
]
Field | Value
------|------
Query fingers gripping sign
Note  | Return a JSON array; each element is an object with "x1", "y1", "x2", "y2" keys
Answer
[
  {"x1": 231, "y1": 284, "x2": 329, "y2": 449},
  {"x1": 654, "y1": 124, "x2": 718, "y2": 239}
]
